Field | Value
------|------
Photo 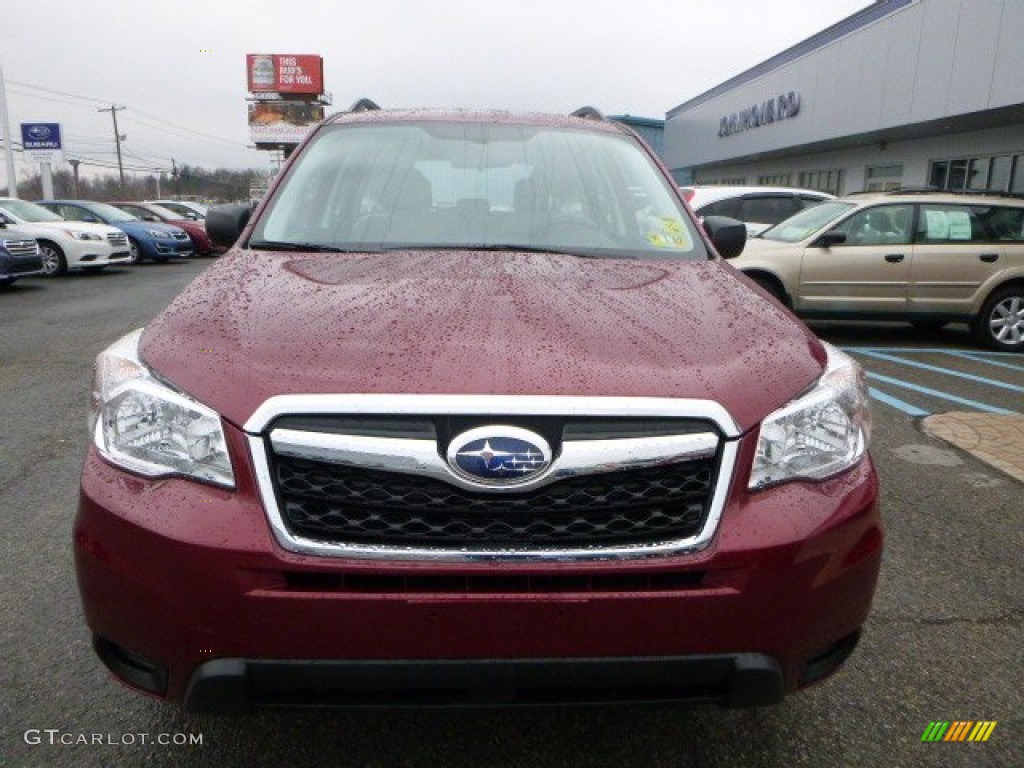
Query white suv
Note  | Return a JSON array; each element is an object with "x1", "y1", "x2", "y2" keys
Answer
[
  {"x1": 682, "y1": 186, "x2": 833, "y2": 236},
  {"x1": 0, "y1": 198, "x2": 132, "y2": 276}
]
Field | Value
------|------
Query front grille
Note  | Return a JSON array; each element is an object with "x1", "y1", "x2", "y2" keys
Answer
[
  {"x1": 107, "y1": 232, "x2": 128, "y2": 248},
  {"x1": 270, "y1": 453, "x2": 716, "y2": 550},
  {"x1": 2, "y1": 239, "x2": 38, "y2": 258}
]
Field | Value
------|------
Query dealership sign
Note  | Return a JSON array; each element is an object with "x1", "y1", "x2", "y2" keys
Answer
[
  {"x1": 20, "y1": 122, "x2": 63, "y2": 162},
  {"x1": 718, "y1": 92, "x2": 800, "y2": 138},
  {"x1": 246, "y1": 54, "x2": 324, "y2": 95}
]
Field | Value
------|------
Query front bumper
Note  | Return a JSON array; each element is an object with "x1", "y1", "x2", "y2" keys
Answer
[{"x1": 74, "y1": 427, "x2": 882, "y2": 712}]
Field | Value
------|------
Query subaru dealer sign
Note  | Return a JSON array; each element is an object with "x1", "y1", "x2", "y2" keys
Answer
[{"x1": 21, "y1": 122, "x2": 63, "y2": 163}]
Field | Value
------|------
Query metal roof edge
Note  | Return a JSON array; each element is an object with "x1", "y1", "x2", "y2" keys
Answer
[{"x1": 666, "y1": 0, "x2": 915, "y2": 119}]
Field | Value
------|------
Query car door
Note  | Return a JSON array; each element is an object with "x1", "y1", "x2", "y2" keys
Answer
[
  {"x1": 796, "y1": 204, "x2": 914, "y2": 314},
  {"x1": 909, "y1": 203, "x2": 1017, "y2": 314}
]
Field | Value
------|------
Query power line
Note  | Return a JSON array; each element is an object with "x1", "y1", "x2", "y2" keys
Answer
[{"x1": 7, "y1": 79, "x2": 108, "y2": 105}]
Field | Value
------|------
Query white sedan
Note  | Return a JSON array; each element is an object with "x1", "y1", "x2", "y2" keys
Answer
[{"x1": 0, "y1": 198, "x2": 131, "y2": 275}]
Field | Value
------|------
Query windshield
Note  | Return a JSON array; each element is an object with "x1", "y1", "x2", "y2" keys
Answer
[
  {"x1": 142, "y1": 204, "x2": 183, "y2": 220},
  {"x1": 252, "y1": 121, "x2": 706, "y2": 260},
  {"x1": 86, "y1": 202, "x2": 140, "y2": 222},
  {"x1": 0, "y1": 199, "x2": 64, "y2": 223},
  {"x1": 760, "y1": 201, "x2": 855, "y2": 243}
]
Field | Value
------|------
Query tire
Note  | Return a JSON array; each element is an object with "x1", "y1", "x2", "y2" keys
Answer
[
  {"x1": 0, "y1": 278, "x2": 15, "y2": 288},
  {"x1": 128, "y1": 238, "x2": 142, "y2": 264},
  {"x1": 38, "y1": 241, "x2": 67, "y2": 276},
  {"x1": 972, "y1": 286, "x2": 1024, "y2": 352},
  {"x1": 749, "y1": 274, "x2": 788, "y2": 306}
]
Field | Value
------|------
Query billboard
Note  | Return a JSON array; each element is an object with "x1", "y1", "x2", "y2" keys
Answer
[
  {"x1": 20, "y1": 122, "x2": 63, "y2": 163},
  {"x1": 246, "y1": 54, "x2": 324, "y2": 95},
  {"x1": 248, "y1": 102, "x2": 324, "y2": 145}
]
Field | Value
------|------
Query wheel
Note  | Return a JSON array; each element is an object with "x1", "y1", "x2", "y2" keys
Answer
[
  {"x1": 749, "y1": 274, "x2": 788, "y2": 306},
  {"x1": 972, "y1": 287, "x2": 1024, "y2": 351},
  {"x1": 128, "y1": 238, "x2": 142, "y2": 264},
  {"x1": 38, "y1": 241, "x2": 67, "y2": 276}
]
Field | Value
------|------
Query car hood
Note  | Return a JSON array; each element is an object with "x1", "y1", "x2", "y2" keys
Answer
[
  {"x1": 115, "y1": 220, "x2": 182, "y2": 235},
  {"x1": 140, "y1": 250, "x2": 826, "y2": 433},
  {"x1": 7, "y1": 219, "x2": 122, "y2": 239}
]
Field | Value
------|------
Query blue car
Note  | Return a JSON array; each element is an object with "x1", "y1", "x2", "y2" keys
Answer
[{"x1": 36, "y1": 200, "x2": 193, "y2": 263}]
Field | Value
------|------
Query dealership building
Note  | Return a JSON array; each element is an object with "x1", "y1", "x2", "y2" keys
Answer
[{"x1": 664, "y1": 0, "x2": 1024, "y2": 196}]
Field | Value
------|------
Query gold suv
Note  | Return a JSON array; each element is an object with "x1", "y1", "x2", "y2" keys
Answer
[{"x1": 733, "y1": 191, "x2": 1024, "y2": 351}]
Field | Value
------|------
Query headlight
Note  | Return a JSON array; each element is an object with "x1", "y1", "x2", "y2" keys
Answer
[
  {"x1": 66, "y1": 230, "x2": 102, "y2": 241},
  {"x1": 90, "y1": 329, "x2": 234, "y2": 487},
  {"x1": 148, "y1": 229, "x2": 173, "y2": 238},
  {"x1": 749, "y1": 342, "x2": 871, "y2": 490}
]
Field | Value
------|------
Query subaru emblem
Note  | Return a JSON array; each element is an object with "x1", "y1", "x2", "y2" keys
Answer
[{"x1": 446, "y1": 426, "x2": 552, "y2": 486}]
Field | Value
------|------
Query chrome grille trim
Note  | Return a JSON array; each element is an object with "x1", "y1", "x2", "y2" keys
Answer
[
  {"x1": 2, "y1": 239, "x2": 38, "y2": 257},
  {"x1": 270, "y1": 428, "x2": 719, "y2": 494},
  {"x1": 245, "y1": 395, "x2": 741, "y2": 562}
]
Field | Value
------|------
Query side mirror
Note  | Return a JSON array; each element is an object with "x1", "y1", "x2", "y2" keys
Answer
[
  {"x1": 702, "y1": 215, "x2": 747, "y2": 260},
  {"x1": 83, "y1": 215, "x2": 100, "y2": 223},
  {"x1": 185, "y1": 212, "x2": 199, "y2": 221},
  {"x1": 816, "y1": 230, "x2": 847, "y2": 247},
  {"x1": 206, "y1": 203, "x2": 253, "y2": 248}
]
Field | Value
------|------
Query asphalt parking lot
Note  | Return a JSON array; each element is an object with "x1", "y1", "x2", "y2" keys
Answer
[{"x1": 1, "y1": 259, "x2": 1020, "y2": 767}]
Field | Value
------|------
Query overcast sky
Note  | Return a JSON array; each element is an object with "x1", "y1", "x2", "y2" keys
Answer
[{"x1": 1, "y1": 0, "x2": 869, "y2": 188}]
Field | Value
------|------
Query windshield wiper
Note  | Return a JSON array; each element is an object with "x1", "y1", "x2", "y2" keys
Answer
[
  {"x1": 379, "y1": 243, "x2": 607, "y2": 259},
  {"x1": 247, "y1": 240, "x2": 378, "y2": 253}
]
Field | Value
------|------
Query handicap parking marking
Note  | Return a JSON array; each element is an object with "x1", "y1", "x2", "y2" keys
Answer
[
  {"x1": 852, "y1": 349, "x2": 1024, "y2": 394},
  {"x1": 842, "y1": 347, "x2": 1023, "y2": 417},
  {"x1": 866, "y1": 387, "x2": 930, "y2": 417},
  {"x1": 865, "y1": 372, "x2": 1016, "y2": 415},
  {"x1": 939, "y1": 350, "x2": 1024, "y2": 373}
]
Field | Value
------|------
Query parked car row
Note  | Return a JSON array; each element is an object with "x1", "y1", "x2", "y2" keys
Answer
[{"x1": 0, "y1": 197, "x2": 224, "y2": 284}]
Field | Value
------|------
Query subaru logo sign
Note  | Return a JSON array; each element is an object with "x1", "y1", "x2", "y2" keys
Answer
[
  {"x1": 447, "y1": 426, "x2": 552, "y2": 486},
  {"x1": 27, "y1": 125, "x2": 52, "y2": 141}
]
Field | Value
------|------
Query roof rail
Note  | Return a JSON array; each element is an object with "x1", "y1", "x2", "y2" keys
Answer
[
  {"x1": 570, "y1": 106, "x2": 605, "y2": 121},
  {"x1": 349, "y1": 98, "x2": 381, "y2": 113},
  {"x1": 881, "y1": 186, "x2": 1024, "y2": 199},
  {"x1": 882, "y1": 186, "x2": 940, "y2": 195}
]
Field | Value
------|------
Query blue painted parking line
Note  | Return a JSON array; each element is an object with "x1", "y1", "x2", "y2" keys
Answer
[
  {"x1": 867, "y1": 387, "x2": 930, "y2": 417},
  {"x1": 865, "y1": 372, "x2": 1016, "y2": 415},
  {"x1": 942, "y1": 350, "x2": 1024, "y2": 373},
  {"x1": 843, "y1": 347, "x2": 1021, "y2": 357},
  {"x1": 854, "y1": 350, "x2": 1024, "y2": 394}
]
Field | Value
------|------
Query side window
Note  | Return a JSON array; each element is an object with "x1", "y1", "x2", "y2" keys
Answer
[
  {"x1": 915, "y1": 204, "x2": 1001, "y2": 243},
  {"x1": 834, "y1": 205, "x2": 913, "y2": 246},
  {"x1": 974, "y1": 206, "x2": 1024, "y2": 242},
  {"x1": 698, "y1": 198, "x2": 741, "y2": 219},
  {"x1": 741, "y1": 195, "x2": 798, "y2": 225},
  {"x1": 57, "y1": 205, "x2": 87, "y2": 222}
]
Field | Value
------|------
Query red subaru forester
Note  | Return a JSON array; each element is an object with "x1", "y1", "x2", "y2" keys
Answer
[{"x1": 75, "y1": 104, "x2": 882, "y2": 713}]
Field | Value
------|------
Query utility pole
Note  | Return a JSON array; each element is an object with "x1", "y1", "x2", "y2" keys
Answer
[
  {"x1": 98, "y1": 104, "x2": 126, "y2": 194},
  {"x1": 0, "y1": 62, "x2": 18, "y2": 198}
]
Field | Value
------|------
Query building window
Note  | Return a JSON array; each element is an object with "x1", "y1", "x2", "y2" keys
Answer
[
  {"x1": 700, "y1": 177, "x2": 747, "y2": 186},
  {"x1": 757, "y1": 173, "x2": 792, "y2": 186},
  {"x1": 929, "y1": 154, "x2": 1024, "y2": 193},
  {"x1": 865, "y1": 164, "x2": 903, "y2": 192},
  {"x1": 798, "y1": 169, "x2": 843, "y2": 196}
]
